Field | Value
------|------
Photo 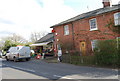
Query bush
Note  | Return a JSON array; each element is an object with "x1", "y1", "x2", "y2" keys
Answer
[
  {"x1": 61, "y1": 39, "x2": 119, "y2": 68},
  {"x1": 94, "y1": 40, "x2": 119, "y2": 67},
  {"x1": 62, "y1": 39, "x2": 120, "y2": 68},
  {"x1": 62, "y1": 51, "x2": 96, "y2": 66}
]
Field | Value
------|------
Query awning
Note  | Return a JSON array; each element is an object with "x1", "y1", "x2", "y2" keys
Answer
[{"x1": 30, "y1": 41, "x2": 51, "y2": 47}]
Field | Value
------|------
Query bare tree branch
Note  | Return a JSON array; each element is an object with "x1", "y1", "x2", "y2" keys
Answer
[{"x1": 30, "y1": 31, "x2": 48, "y2": 43}]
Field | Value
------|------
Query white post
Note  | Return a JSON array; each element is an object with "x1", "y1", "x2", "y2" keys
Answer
[
  {"x1": 117, "y1": 37, "x2": 119, "y2": 49},
  {"x1": 42, "y1": 53, "x2": 45, "y2": 59}
]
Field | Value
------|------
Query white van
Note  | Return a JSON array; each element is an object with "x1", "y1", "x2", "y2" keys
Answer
[{"x1": 5, "y1": 46, "x2": 31, "y2": 62}]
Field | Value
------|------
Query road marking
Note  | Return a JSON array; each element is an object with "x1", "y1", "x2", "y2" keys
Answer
[
  {"x1": 2, "y1": 64, "x2": 8, "y2": 66},
  {"x1": 112, "y1": 69, "x2": 118, "y2": 71},
  {"x1": 53, "y1": 75, "x2": 73, "y2": 79},
  {"x1": 53, "y1": 75, "x2": 61, "y2": 77}
]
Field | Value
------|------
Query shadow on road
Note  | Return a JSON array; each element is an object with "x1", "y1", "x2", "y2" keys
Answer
[{"x1": 1, "y1": 59, "x2": 119, "y2": 81}]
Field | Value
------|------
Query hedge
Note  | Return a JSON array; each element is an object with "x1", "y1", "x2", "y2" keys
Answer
[{"x1": 62, "y1": 39, "x2": 120, "y2": 68}]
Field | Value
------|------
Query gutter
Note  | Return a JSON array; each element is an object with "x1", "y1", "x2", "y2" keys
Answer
[{"x1": 50, "y1": 5, "x2": 120, "y2": 28}]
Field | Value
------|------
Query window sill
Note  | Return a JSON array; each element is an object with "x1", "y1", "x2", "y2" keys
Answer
[
  {"x1": 90, "y1": 28, "x2": 98, "y2": 31},
  {"x1": 114, "y1": 25, "x2": 120, "y2": 27},
  {"x1": 64, "y1": 34, "x2": 69, "y2": 36}
]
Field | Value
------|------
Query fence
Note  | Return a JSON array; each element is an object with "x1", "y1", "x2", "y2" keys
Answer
[{"x1": 62, "y1": 39, "x2": 120, "y2": 68}]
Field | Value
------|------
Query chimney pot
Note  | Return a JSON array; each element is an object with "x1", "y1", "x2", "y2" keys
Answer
[{"x1": 102, "y1": 0, "x2": 110, "y2": 7}]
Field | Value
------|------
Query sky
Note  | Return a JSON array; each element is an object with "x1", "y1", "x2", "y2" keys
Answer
[{"x1": 0, "y1": 0, "x2": 119, "y2": 40}]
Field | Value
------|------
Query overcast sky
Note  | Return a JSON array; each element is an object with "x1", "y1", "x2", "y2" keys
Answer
[{"x1": 0, "y1": 0, "x2": 119, "y2": 40}]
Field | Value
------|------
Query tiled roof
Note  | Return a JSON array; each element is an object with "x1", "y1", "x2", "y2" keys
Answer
[
  {"x1": 35, "y1": 33, "x2": 54, "y2": 43},
  {"x1": 50, "y1": 4, "x2": 120, "y2": 28}
]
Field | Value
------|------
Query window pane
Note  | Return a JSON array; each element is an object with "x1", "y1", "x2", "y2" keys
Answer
[
  {"x1": 118, "y1": 18, "x2": 120, "y2": 25},
  {"x1": 115, "y1": 19, "x2": 118, "y2": 25},
  {"x1": 118, "y1": 13, "x2": 120, "y2": 18},
  {"x1": 90, "y1": 18, "x2": 97, "y2": 30},
  {"x1": 64, "y1": 25, "x2": 69, "y2": 35},
  {"x1": 114, "y1": 12, "x2": 120, "y2": 25},
  {"x1": 114, "y1": 13, "x2": 118, "y2": 19},
  {"x1": 91, "y1": 40, "x2": 97, "y2": 51}
]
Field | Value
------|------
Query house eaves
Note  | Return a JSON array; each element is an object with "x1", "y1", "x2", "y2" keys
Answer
[
  {"x1": 50, "y1": 4, "x2": 120, "y2": 28},
  {"x1": 35, "y1": 33, "x2": 54, "y2": 43}
]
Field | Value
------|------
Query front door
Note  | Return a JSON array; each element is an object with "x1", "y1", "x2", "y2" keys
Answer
[{"x1": 80, "y1": 41, "x2": 86, "y2": 56}]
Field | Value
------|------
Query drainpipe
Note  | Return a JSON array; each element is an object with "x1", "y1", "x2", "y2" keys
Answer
[{"x1": 71, "y1": 22, "x2": 75, "y2": 50}]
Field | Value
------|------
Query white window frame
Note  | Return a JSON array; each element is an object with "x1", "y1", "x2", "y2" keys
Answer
[
  {"x1": 91, "y1": 40, "x2": 98, "y2": 51},
  {"x1": 89, "y1": 18, "x2": 98, "y2": 31},
  {"x1": 64, "y1": 25, "x2": 69, "y2": 35},
  {"x1": 114, "y1": 12, "x2": 120, "y2": 26}
]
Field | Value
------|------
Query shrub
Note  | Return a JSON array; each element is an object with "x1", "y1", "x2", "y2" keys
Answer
[
  {"x1": 94, "y1": 40, "x2": 119, "y2": 67},
  {"x1": 62, "y1": 39, "x2": 119, "y2": 68}
]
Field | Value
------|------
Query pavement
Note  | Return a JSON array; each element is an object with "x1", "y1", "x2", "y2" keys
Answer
[
  {"x1": 2, "y1": 67, "x2": 46, "y2": 79},
  {"x1": 1, "y1": 58, "x2": 120, "y2": 81}
]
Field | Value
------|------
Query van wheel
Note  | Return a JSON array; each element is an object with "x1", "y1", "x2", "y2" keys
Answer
[
  {"x1": 22, "y1": 59, "x2": 26, "y2": 62},
  {"x1": 26, "y1": 58, "x2": 30, "y2": 61},
  {"x1": 6, "y1": 57, "x2": 9, "y2": 61},
  {"x1": 13, "y1": 57, "x2": 17, "y2": 62}
]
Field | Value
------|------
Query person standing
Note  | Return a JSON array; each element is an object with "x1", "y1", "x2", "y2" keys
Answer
[{"x1": 58, "y1": 47, "x2": 62, "y2": 62}]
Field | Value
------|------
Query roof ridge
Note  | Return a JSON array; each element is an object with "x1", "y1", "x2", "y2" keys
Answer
[{"x1": 50, "y1": 4, "x2": 120, "y2": 28}]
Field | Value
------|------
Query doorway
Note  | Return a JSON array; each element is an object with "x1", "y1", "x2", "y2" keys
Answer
[{"x1": 80, "y1": 41, "x2": 86, "y2": 56}]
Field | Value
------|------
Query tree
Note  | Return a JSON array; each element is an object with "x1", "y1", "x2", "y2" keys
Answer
[
  {"x1": 3, "y1": 40, "x2": 16, "y2": 51},
  {"x1": 0, "y1": 34, "x2": 30, "y2": 51},
  {"x1": 30, "y1": 31, "x2": 48, "y2": 43},
  {"x1": 7, "y1": 33, "x2": 28, "y2": 44},
  {"x1": 0, "y1": 39, "x2": 4, "y2": 50}
]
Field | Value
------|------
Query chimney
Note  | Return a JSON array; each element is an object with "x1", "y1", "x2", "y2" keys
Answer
[{"x1": 102, "y1": 0, "x2": 110, "y2": 7}]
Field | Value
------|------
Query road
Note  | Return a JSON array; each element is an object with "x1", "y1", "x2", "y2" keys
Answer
[{"x1": 1, "y1": 58, "x2": 120, "y2": 81}]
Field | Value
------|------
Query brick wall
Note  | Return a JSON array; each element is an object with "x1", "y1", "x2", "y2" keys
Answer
[{"x1": 53, "y1": 10, "x2": 120, "y2": 55}]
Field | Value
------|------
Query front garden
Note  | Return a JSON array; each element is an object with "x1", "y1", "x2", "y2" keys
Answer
[{"x1": 62, "y1": 39, "x2": 120, "y2": 68}]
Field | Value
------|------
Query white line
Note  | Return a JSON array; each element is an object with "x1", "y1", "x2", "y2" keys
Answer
[
  {"x1": 53, "y1": 75, "x2": 73, "y2": 79},
  {"x1": 53, "y1": 75, "x2": 62, "y2": 78},
  {"x1": 2, "y1": 64, "x2": 8, "y2": 66},
  {"x1": 61, "y1": 76, "x2": 73, "y2": 79}
]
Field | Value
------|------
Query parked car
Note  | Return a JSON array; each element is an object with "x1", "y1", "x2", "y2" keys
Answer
[{"x1": 5, "y1": 46, "x2": 31, "y2": 62}]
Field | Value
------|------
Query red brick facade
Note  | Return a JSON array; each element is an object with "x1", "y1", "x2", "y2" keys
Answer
[{"x1": 52, "y1": 9, "x2": 120, "y2": 56}]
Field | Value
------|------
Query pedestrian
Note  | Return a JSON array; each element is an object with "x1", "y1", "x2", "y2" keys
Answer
[
  {"x1": 42, "y1": 49, "x2": 45, "y2": 59},
  {"x1": 57, "y1": 48, "x2": 62, "y2": 62}
]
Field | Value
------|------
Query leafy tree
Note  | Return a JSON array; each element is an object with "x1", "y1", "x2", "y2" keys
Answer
[
  {"x1": 3, "y1": 40, "x2": 17, "y2": 51},
  {"x1": 1, "y1": 34, "x2": 31, "y2": 51}
]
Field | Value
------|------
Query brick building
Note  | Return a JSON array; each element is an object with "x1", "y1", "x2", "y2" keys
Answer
[{"x1": 50, "y1": 0, "x2": 120, "y2": 56}]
